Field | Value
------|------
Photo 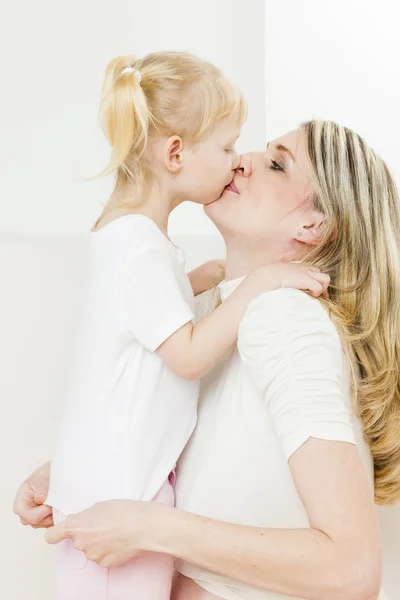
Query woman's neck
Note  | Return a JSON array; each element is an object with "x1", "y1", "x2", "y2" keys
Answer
[{"x1": 224, "y1": 240, "x2": 291, "y2": 281}]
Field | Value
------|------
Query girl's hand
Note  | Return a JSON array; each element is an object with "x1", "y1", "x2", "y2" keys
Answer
[{"x1": 249, "y1": 262, "x2": 330, "y2": 299}]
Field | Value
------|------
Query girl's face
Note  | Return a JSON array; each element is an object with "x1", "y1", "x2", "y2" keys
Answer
[{"x1": 174, "y1": 116, "x2": 242, "y2": 206}]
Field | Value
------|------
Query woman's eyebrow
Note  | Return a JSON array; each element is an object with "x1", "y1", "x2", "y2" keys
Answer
[{"x1": 266, "y1": 142, "x2": 295, "y2": 162}]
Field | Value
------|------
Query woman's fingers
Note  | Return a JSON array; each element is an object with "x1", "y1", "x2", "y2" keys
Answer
[{"x1": 45, "y1": 520, "x2": 69, "y2": 544}]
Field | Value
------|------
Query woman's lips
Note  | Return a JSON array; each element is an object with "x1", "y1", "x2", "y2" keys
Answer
[{"x1": 224, "y1": 181, "x2": 239, "y2": 194}]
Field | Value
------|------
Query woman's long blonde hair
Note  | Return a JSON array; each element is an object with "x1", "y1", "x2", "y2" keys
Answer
[
  {"x1": 98, "y1": 51, "x2": 247, "y2": 193},
  {"x1": 302, "y1": 120, "x2": 400, "y2": 505}
]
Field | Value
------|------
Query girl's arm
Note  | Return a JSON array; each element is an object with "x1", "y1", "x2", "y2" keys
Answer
[{"x1": 157, "y1": 262, "x2": 329, "y2": 380}]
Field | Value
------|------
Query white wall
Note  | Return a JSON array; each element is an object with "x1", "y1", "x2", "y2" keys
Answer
[
  {"x1": 2, "y1": 0, "x2": 399, "y2": 230},
  {"x1": 264, "y1": 0, "x2": 400, "y2": 179},
  {"x1": 0, "y1": 0, "x2": 265, "y2": 236}
]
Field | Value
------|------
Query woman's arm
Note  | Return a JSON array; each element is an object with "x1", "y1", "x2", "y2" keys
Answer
[
  {"x1": 45, "y1": 289, "x2": 382, "y2": 599},
  {"x1": 13, "y1": 461, "x2": 53, "y2": 528},
  {"x1": 187, "y1": 259, "x2": 225, "y2": 296},
  {"x1": 45, "y1": 441, "x2": 381, "y2": 600},
  {"x1": 150, "y1": 438, "x2": 381, "y2": 600}
]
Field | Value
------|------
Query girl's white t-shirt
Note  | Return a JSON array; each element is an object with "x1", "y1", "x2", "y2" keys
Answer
[{"x1": 46, "y1": 215, "x2": 199, "y2": 515}]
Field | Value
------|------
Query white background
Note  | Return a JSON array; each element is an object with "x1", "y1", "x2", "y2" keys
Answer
[
  {"x1": 0, "y1": 0, "x2": 265, "y2": 236},
  {"x1": 1, "y1": 1, "x2": 399, "y2": 237},
  {"x1": 264, "y1": 0, "x2": 400, "y2": 176}
]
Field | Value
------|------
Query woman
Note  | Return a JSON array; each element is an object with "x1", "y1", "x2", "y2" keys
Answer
[{"x1": 15, "y1": 120, "x2": 399, "y2": 599}]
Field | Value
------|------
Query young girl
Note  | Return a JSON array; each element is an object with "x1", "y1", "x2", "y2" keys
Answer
[{"x1": 46, "y1": 51, "x2": 329, "y2": 600}]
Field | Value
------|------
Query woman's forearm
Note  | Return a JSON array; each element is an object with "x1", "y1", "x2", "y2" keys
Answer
[
  {"x1": 147, "y1": 506, "x2": 376, "y2": 600},
  {"x1": 188, "y1": 260, "x2": 224, "y2": 296}
]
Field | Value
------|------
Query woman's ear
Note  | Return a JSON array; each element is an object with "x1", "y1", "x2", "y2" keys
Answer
[
  {"x1": 164, "y1": 136, "x2": 183, "y2": 175},
  {"x1": 294, "y1": 210, "x2": 326, "y2": 246}
]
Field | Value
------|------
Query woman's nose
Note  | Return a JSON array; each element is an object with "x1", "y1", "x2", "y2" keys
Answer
[
  {"x1": 231, "y1": 152, "x2": 240, "y2": 170},
  {"x1": 235, "y1": 153, "x2": 252, "y2": 177}
]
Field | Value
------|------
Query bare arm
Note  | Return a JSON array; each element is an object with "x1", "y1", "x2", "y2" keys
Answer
[
  {"x1": 45, "y1": 441, "x2": 382, "y2": 600},
  {"x1": 148, "y1": 439, "x2": 381, "y2": 600},
  {"x1": 44, "y1": 291, "x2": 381, "y2": 598},
  {"x1": 187, "y1": 260, "x2": 225, "y2": 296},
  {"x1": 158, "y1": 263, "x2": 329, "y2": 380},
  {"x1": 156, "y1": 291, "x2": 383, "y2": 598}
]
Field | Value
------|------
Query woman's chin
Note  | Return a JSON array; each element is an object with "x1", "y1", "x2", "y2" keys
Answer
[
  {"x1": 203, "y1": 198, "x2": 220, "y2": 218},
  {"x1": 204, "y1": 199, "x2": 233, "y2": 235},
  {"x1": 205, "y1": 189, "x2": 234, "y2": 212}
]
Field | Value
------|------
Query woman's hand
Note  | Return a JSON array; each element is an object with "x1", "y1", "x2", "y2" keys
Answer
[
  {"x1": 45, "y1": 499, "x2": 168, "y2": 568},
  {"x1": 13, "y1": 462, "x2": 53, "y2": 529}
]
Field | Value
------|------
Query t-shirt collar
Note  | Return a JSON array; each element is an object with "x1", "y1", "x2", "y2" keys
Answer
[{"x1": 218, "y1": 275, "x2": 247, "y2": 301}]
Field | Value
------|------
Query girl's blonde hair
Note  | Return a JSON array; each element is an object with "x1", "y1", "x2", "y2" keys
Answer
[
  {"x1": 98, "y1": 51, "x2": 247, "y2": 192},
  {"x1": 302, "y1": 120, "x2": 400, "y2": 505}
]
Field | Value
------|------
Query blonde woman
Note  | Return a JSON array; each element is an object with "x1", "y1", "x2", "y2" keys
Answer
[{"x1": 15, "y1": 121, "x2": 398, "y2": 600}]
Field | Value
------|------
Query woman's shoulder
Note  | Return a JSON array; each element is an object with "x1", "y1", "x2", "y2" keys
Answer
[{"x1": 239, "y1": 288, "x2": 338, "y2": 344}]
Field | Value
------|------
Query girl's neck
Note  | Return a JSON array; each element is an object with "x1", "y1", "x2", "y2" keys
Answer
[{"x1": 93, "y1": 180, "x2": 179, "y2": 235}]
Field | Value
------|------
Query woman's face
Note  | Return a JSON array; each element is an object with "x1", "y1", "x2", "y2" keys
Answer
[{"x1": 205, "y1": 129, "x2": 325, "y2": 257}]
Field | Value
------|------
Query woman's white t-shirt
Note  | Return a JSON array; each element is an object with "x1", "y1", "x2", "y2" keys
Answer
[
  {"x1": 47, "y1": 215, "x2": 199, "y2": 515},
  {"x1": 176, "y1": 279, "x2": 381, "y2": 600}
]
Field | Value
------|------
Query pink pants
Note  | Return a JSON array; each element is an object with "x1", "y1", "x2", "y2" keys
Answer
[{"x1": 52, "y1": 476, "x2": 175, "y2": 600}]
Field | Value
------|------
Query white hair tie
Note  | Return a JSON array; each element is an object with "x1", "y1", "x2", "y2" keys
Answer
[{"x1": 121, "y1": 67, "x2": 142, "y2": 84}]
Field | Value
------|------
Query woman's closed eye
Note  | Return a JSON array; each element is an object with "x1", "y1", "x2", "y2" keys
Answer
[{"x1": 270, "y1": 159, "x2": 285, "y2": 172}]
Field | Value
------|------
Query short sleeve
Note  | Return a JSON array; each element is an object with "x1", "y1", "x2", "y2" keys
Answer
[
  {"x1": 121, "y1": 248, "x2": 194, "y2": 352},
  {"x1": 237, "y1": 288, "x2": 356, "y2": 460}
]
